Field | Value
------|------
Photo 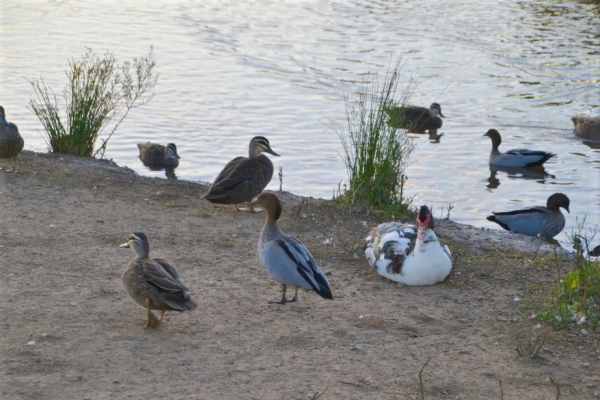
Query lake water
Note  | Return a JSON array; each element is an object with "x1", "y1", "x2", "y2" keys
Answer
[{"x1": 1, "y1": 0, "x2": 599, "y2": 248}]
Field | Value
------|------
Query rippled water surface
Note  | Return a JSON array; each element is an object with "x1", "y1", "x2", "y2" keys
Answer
[{"x1": 1, "y1": 0, "x2": 599, "y2": 246}]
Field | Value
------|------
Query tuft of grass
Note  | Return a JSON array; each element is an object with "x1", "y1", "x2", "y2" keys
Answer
[
  {"x1": 330, "y1": 55, "x2": 416, "y2": 217},
  {"x1": 28, "y1": 47, "x2": 158, "y2": 158},
  {"x1": 537, "y1": 217, "x2": 600, "y2": 330},
  {"x1": 216, "y1": 237, "x2": 234, "y2": 249}
]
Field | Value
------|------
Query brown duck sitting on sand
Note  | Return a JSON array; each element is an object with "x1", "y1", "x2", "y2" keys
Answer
[
  {"x1": 201, "y1": 136, "x2": 280, "y2": 212},
  {"x1": 571, "y1": 115, "x2": 600, "y2": 142},
  {"x1": 120, "y1": 232, "x2": 197, "y2": 328},
  {"x1": 137, "y1": 142, "x2": 181, "y2": 169},
  {"x1": 0, "y1": 106, "x2": 24, "y2": 172}
]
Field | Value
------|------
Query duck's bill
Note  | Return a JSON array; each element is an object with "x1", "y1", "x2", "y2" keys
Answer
[
  {"x1": 439, "y1": 112, "x2": 446, "y2": 118},
  {"x1": 119, "y1": 243, "x2": 131, "y2": 248},
  {"x1": 267, "y1": 147, "x2": 280, "y2": 157}
]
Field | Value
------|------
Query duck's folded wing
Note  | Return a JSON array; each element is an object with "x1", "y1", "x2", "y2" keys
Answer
[
  {"x1": 154, "y1": 258, "x2": 188, "y2": 289},
  {"x1": 204, "y1": 157, "x2": 252, "y2": 197},
  {"x1": 141, "y1": 260, "x2": 185, "y2": 293},
  {"x1": 489, "y1": 206, "x2": 547, "y2": 236},
  {"x1": 505, "y1": 148, "x2": 553, "y2": 157},
  {"x1": 277, "y1": 237, "x2": 332, "y2": 299}
]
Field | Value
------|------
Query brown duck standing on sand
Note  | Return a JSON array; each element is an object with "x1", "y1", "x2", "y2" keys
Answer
[
  {"x1": 137, "y1": 142, "x2": 181, "y2": 169},
  {"x1": 201, "y1": 136, "x2": 280, "y2": 213},
  {"x1": 0, "y1": 106, "x2": 24, "y2": 172},
  {"x1": 120, "y1": 232, "x2": 197, "y2": 328}
]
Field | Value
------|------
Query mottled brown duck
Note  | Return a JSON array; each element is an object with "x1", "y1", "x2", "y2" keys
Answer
[
  {"x1": 385, "y1": 102, "x2": 445, "y2": 139},
  {"x1": 0, "y1": 106, "x2": 24, "y2": 172},
  {"x1": 571, "y1": 115, "x2": 600, "y2": 142},
  {"x1": 201, "y1": 136, "x2": 280, "y2": 212},
  {"x1": 137, "y1": 142, "x2": 181, "y2": 168},
  {"x1": 120, "y1": 232, "x2": 197, "y2": 328}
]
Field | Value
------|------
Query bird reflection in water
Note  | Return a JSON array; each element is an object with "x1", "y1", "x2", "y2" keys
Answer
[
  {"x1": 142, "y1": 163, "x2": 178, "y2": 180},
  {"x1": 486, "y1": 165, "x2": 554, "y2": 189}
]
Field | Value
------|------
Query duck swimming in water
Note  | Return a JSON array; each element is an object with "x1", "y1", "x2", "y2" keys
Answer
[
  {"x1": 385, "y1": 102, "x2": 445, "y2": 139},
  {"x1": 483, "y1": 129, "x2": 555, "y2": 168}
]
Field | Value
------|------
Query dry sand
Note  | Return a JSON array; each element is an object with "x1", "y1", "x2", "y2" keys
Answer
[{"x1": 1, "y1": 151, "x2": 598, "y2": 399}]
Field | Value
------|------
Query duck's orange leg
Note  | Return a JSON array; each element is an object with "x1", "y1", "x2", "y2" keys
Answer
[{"x1": 145, "y1": 299, "x2": 159, "y2": 328}]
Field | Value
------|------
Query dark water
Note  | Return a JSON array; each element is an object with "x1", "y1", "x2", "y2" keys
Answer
[{"x1": 1, "y1": 0, "x2": 598, "y2": 246}]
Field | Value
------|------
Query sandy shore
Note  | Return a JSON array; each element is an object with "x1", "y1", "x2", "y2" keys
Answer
[{"x1": 0, "y1": 151, "x2": 598, "y2": 399}]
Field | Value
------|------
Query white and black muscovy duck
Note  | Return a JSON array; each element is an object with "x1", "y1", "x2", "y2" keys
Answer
[{"x1": 364, "y1": 205, "x2": 452, "y2": 286}]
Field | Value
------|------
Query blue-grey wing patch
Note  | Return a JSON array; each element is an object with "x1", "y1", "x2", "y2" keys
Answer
[{"x1": 277, "y1": 238, "x2": 332, "y2": 299}]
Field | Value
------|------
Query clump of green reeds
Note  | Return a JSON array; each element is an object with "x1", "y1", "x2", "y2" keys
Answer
[
  {"x1": 28, "y1": 47, "x2": 158, "y2": 158},
  {"x1": 331, "y1": 57, "x2": 416, "y2": 217},
  {"x1": 537, "y1": 217, "x2": 600, "y2": 330}
]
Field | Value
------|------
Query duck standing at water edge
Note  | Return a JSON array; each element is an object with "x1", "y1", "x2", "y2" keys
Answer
[
  {"x1": 483, "y1": 129, "x2": 555, "y2": 168},
  {"x1": 202, "y1": 136, "x2": 280, "y2": 213},
  {"x1": 256, "y1": 192, "x2": 333, "y2": 304},
  {"x1": 137, "y1": 142, "x2": 181, "y2": 169},
  {"x1": 487, "y1": 193, "x2": 570, "y2": 239},
  {"x1": 0, "y1": 106, "x2": 24, "y2": 172},
  {"x1": 120, "y1": 232, "x2": 197, "y2": 327},
  {"x1": 364, "y1": 205, "x2": 452, "y2": 286}
]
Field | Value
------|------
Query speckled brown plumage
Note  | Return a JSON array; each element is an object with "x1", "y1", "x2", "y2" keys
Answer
[
  {"x1": 137, "y1": 142, "x2": 180, "y2": 168},
  {"x1": 120, "y1": 232, "x2": 197, "y2": 328},
  {"x1": 571, "y1": 115, "x2": 600, "y2": 141},
  {"x1": 385, "y1": 102, "x2": 445, "y2": 139},
  {"x1": 0, "y1": 106, "x2": 24, "y2": 172}
]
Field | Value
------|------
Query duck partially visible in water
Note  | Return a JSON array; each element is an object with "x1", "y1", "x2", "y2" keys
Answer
[
  {"x1": 385, "y1": 102, "x2": 445, "y2": 139},
  {"x1": 483, "y1": 129, "x2": 555, "y2": 168},
  {"x1": 202, "y1": 136, "x2": 280, "y2": 213},
  {"x1": 137, "y1": 142, "x2": 181, "y2": 169},
  {"x1": 571, "y1": 115, "x2": 600, "y2": 142},
  {"x1": 0, "y1": 106, "x2": 24, "y2": 172},
  {"x1": 487, "y1": 193, "x2": 570, "y2": 239},
  {"x1": 364, "y1": 205, "x2": 452, "y2": 286},
  {"x1": 256, "y1": 192, "x2": 333, "y2": 304},
  {"x1": 120, "y1": 232, "x2": 197, "y2": 327}
]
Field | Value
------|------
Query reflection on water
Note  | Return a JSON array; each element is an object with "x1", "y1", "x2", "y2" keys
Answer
[
  {"x1": 141, "y1": 163, "x2": 178, "y2": 180},
  {"x1": 486, "y1": 165, "x2": 555, "y2": 190},
  {"x1": 0, "y1": 0, "x2": 598, "y2": 247}
]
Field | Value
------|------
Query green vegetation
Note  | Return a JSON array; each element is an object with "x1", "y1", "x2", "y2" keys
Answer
[
  {"x1": 537, "y1": 218, "x2": 600, "y2": 330},
  {"x1": 331, "y1": 56, "x2": 416, "y2": 217},
  {"x1": 28, "y1": 47, "x2": 158, "y2": 158},
  {"x1": 216, "y1": 237, "x2": 234, "y2": 249}
]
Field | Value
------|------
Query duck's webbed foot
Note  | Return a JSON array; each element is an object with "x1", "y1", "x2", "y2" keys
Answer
[
  {"x1": 144, "y1": 299, "x2": 160, "y2": 328},
  {"x1": 268, "y1": 285, "x2": 298, "y2": 304}
]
